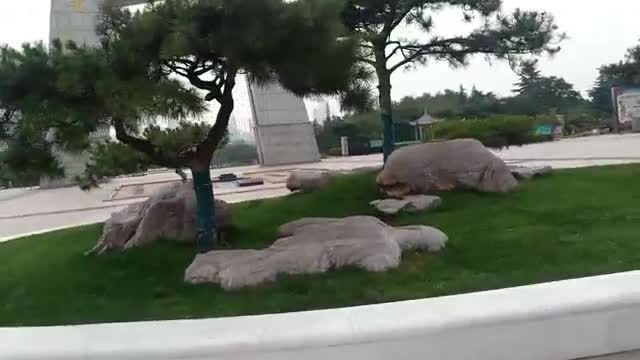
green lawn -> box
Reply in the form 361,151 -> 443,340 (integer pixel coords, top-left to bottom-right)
3,165 -> 640,327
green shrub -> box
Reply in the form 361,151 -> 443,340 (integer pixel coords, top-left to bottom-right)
430,115 -> 552,149
212,142 -> 259,167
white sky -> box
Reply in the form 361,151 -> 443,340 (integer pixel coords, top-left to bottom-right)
1,0 -> 639,102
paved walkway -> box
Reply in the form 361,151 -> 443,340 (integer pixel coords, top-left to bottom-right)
0,156 -> 382,241
3,133 -> 640,241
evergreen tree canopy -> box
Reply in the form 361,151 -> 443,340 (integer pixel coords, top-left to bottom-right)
1,0 -> 368,250
590,43 -> 640,116
510,60 -> 583,116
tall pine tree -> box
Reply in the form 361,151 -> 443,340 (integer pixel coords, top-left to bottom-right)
341,0 -> 564,160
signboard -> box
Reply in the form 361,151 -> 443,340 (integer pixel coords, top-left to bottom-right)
535,125 -> 553,136
369,139 -> 383,148
613,87 -> 640,131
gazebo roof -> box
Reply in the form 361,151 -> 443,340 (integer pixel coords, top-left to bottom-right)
412,111 -> 442,126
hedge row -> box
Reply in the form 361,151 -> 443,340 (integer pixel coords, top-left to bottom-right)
430,115 -> 553,149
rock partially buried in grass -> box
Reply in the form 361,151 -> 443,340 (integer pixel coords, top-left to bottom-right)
184,216 -> 447,290
88,182 -> 232,255
286,170 -> 335,192
371,195 -> 442,215
286,167 -> 382,193
377,139 -> 518,197
509,165 -> 553,180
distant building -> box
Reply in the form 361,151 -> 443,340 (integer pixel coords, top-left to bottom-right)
227,114 -> 255,144
313,101 -> 332,123
166,118 -> 180,130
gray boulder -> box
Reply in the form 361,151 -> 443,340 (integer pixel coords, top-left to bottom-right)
377,139 -> 518,197
185,216 -> 447,290
371,195 -> 442,215
88,182 -> 232,255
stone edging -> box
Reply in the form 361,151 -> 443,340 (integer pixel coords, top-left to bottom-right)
2,271 -> 640,359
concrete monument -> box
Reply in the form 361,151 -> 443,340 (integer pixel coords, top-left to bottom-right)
248,83 -> 320,165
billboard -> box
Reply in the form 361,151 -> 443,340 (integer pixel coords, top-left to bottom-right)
613,87 -> 640,131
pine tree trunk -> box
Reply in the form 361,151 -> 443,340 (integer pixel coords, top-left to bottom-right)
375,48 -> 395,163
191,154 -> 216,253
188,70 -> 237,253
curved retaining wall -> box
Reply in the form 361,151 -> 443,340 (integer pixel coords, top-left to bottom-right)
2,271 -> 640,360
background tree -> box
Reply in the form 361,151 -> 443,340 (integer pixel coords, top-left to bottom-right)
590,43 -> 640,117
508,59 -> 583,116
211,141 -> 258,168
513,59 -> 542,94
463,86 -> 500,117
3,0 -> 366,251
78,122 -> 224,189
341,0 -> 564,160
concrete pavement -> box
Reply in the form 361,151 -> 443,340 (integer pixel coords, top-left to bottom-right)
0,156 -> 381,241
3,134 -> 640,241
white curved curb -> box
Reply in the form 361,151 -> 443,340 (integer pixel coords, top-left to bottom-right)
2,271 -> 640,360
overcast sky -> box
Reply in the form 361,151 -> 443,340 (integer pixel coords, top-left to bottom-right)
1,0 -> 639,101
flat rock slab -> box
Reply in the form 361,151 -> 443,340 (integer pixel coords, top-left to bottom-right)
185,216 -> 447,290
286,170 -> 335,192
509,165 -> 553,180
236,178 -> 265,187
371,195 -> 442,215
286,166 -> 382,193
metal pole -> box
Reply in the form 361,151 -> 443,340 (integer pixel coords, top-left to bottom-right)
382,113 -> 394,163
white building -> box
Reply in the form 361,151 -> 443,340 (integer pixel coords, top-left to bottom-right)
313,101 -> 332,123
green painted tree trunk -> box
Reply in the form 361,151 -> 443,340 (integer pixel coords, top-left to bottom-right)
381,112 -> 394,163
377,68 -> 395,163
192,168 -> 216,253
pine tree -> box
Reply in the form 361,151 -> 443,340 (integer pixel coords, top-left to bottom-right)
341,0 -> 564,160
2,0 -> 366,252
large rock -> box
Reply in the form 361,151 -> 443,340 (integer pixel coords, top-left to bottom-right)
185,216 -> 447,290
88,182 -> 232,255
377,139 -> 518,197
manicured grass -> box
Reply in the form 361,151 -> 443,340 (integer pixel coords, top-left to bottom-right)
3,165 -> 640,326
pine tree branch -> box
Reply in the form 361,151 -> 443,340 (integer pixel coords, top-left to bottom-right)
197,67 -> 238,158
0,108 -> 16,139
386,41 -> 405,60
356,56 -> 377,66
387,32 -> 551,74
113,118 -> 185,168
